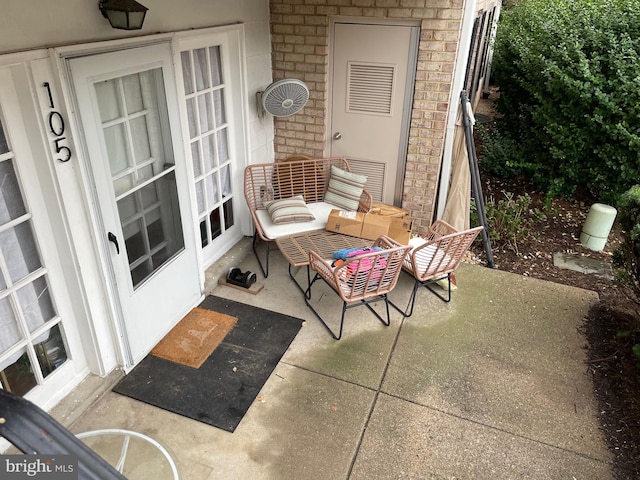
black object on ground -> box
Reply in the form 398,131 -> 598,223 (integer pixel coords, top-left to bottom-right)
227,267 -> 257,288
113,296 -> 302,432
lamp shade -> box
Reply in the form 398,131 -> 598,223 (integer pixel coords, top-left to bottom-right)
100,0 -> 148,30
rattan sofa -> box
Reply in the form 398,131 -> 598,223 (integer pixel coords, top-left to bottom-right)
244,157 -> 372,277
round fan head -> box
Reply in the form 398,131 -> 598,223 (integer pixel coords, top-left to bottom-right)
261,79 -> 309,117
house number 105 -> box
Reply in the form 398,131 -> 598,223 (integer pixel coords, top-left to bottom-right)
43,82 -> 72,163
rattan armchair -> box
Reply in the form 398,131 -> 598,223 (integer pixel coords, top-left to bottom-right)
395,220 -> 483,317
305,235 -> 411,340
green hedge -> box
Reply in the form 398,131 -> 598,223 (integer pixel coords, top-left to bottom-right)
614,185 -> 640,303
483,0 -> 640,203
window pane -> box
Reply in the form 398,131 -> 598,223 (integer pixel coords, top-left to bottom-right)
130,117 -> 151,163
186,98 -> 197,139
131,262 -> 151,288
95,80 -> 122,123
199,220 -> 208,247
191,142 -> 202,177
194,48 -> 210,91
123,74 -> 144,114
0,222 -> 42,284
217,128 -> 229,163
17,275 -> 56,333
137,165 -> 154,185
209,46 -> 223,86
195,181 -> 205,214
213,89 -> 226,126
0,159 -> 27,223
223,199 -> 234,230
202,134 -> 216,171
221,164 -> 232,197
181,51 -> 194,95
197,93 -> 213,133
104,123 -> 130,176
117,194 -> 138,224
205,173 -> 219,209
0,119 -> 9,154
124,218 -> 146,264
0,296 -> 21,357
113,174 -> 134,197
35,323 -> 67,378
1,349 -> 37,396
210,207 -> 221,240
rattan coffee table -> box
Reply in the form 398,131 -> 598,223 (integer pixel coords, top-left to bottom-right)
275,229 -> 373,296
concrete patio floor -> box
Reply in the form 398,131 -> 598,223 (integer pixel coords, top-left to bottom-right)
51,238 -> 613,479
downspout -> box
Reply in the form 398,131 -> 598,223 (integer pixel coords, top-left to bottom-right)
436,0 -> 478,220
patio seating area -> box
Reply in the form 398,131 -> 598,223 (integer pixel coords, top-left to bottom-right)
47,238 -> 613,479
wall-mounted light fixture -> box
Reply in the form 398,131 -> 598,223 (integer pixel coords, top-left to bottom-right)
99,0 -> 148,30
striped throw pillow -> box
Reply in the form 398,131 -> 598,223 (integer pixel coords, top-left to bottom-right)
324,166 -> 367,211
264,195 -> 315,224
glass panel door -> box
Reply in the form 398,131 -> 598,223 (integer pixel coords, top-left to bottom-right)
69,43 -> 202,367
180,46 -> 235,249
0,113 -> 68,396
96,69 -> 185,289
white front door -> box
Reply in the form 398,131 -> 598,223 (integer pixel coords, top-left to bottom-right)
330,22 -> 419,205
69,44 -> 201,366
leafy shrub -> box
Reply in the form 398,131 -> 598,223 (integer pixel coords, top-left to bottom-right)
485,0 -> 640,203
612,185 -> 640,363
613,185 -> 640,305
472,191 -> 545,254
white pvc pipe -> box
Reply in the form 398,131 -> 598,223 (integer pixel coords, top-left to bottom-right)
436,0 -> 479,220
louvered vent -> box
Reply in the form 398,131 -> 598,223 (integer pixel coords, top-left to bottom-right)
347,62 -> 395,116
346,158 -> 386,202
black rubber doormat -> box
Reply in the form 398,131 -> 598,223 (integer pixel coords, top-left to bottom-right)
113,296 -> 303,432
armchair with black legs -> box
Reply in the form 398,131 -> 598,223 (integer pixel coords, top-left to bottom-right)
393,220 -> 483,318
304,235 -> 411,340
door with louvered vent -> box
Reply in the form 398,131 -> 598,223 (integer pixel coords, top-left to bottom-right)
330,22 -> 418,205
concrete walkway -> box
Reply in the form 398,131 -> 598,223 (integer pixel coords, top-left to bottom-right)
57,241 -> 612,479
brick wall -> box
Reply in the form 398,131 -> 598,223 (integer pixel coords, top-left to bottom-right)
269,0 -> 465,232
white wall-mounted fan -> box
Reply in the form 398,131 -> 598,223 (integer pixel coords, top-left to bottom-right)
257,78 -> 309,118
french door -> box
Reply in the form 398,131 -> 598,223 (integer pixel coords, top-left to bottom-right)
176,28 -> 246,267
0,66 -> 85,403
69,43 -> 201,366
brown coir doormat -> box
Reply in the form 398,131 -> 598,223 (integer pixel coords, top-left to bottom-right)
150,307 -> 237,368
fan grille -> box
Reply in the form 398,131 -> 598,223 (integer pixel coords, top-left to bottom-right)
262,79 -> 309,117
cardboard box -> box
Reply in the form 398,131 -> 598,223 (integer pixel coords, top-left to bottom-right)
325,210 -> 366,238
326,209 -> 411,244
361,213 -> 411,244
369,201 -> 409,218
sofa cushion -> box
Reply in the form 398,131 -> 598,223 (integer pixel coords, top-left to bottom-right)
256,202 -> 338,240
324,166 -> 367,211
264,195 -> 315,224
404,237 -> 452,274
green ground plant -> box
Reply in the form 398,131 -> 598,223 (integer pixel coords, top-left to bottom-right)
612,185 -> 640,361
483,0 -> 640,204
472,191 -> 545,254
613,185 -> 640,302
